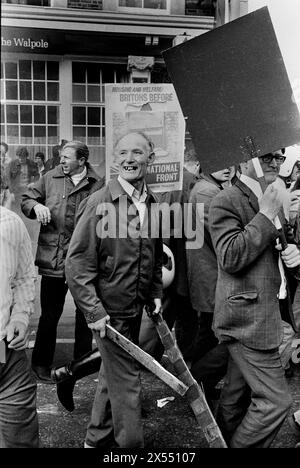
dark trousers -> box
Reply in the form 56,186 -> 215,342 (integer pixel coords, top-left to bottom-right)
0,349 -> 39,448
32,276 -> 92,367
190,312 -> 229,396
217,342 -> 292,448
86,313 -> 143,448
139,291 -> 198,362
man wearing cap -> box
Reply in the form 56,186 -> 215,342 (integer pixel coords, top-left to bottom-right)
209,150 -> 300,448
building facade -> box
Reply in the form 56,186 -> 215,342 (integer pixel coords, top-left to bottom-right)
1,0 -> 247,176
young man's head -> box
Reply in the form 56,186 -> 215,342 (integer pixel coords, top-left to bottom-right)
240,150 -> 286,185
16,146 -> 29,164
60,141 -> 89,176
211,167 -> 234,183
35,152 -> 45,168
113,131 -> 155,190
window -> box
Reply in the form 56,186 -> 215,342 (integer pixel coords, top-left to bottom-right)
72,62 -> 129,175
118,0 -> 170,15
1,60 -> 60,159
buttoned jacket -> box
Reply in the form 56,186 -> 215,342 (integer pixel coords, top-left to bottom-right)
65,178 -> 163,323
209,178 -> 297,350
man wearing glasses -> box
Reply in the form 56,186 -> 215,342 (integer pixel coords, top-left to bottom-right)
208,150 -> 300,448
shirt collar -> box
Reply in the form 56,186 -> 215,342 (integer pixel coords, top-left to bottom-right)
71,166 -> 87,185
117,175 -> 147,202
239,174 -> 263,199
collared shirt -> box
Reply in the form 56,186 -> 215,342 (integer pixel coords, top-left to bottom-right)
117,175 -> 148,225
0,206 -> 36,340
240,174 -> 287,299
71,166 -> 87,186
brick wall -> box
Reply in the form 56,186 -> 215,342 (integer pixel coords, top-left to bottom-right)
68,0 -> 103,9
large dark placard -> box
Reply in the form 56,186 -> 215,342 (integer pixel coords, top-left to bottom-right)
163,7 -> 300,173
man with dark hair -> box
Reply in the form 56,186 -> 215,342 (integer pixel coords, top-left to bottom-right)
44,144 -> 62,173
0,170 -> 39,448
7,147 -> 38,208
187,168 -> 233,406
34,152 -> 46,179
21,141 -> 104,382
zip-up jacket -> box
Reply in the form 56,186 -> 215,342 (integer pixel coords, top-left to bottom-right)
21,164 -> 104,277
65,178 -> 163,323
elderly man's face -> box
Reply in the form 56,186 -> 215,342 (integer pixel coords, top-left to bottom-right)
242,151 -> 285,185
114,133 -> 154,186
258,151 -> 285,184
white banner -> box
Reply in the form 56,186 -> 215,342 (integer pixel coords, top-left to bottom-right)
105,83 -> 185,193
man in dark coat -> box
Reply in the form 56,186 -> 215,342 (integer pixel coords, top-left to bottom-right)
7,146 -> 39,210
44,143 -> 64,173
65,131 -> 163,448
21,141 -> 104,382
187,169 -> 232,403
209,150 -> 300,447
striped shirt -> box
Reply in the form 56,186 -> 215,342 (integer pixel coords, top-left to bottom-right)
0,206 -> 36,340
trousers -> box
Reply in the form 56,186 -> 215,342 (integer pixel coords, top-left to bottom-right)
86,313 -> 143,449
217,341 -> 293,448
32,275 -> 92,367
0,348 -> 39,448
190,312 -> 229,396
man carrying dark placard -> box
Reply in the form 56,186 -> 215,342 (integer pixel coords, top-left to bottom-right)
209,150 -> 300,448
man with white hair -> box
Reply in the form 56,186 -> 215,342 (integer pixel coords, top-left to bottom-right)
209,149 -> 300,448
65,131 -> 163,448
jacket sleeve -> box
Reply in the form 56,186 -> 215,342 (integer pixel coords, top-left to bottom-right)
10,221 -> 37,327
149,236 -> 163,299
209,191 -> 280,274
65,195 -> 107,323
21,176 -> 46,219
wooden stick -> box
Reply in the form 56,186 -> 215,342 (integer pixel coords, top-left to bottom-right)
151,313 -> 227,448
92,327 -> 188,397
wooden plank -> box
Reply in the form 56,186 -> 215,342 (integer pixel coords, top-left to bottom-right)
92,326 -> 188,397
151,313 -> 227,448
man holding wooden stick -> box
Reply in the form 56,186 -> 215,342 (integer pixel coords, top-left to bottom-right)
65,131 -> 163,449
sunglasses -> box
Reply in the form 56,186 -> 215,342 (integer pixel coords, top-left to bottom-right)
259,154 -> 286,165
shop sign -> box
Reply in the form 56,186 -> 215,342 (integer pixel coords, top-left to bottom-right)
1,27 -> 65,54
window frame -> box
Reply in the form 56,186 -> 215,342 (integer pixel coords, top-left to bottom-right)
118,0 -> 171,15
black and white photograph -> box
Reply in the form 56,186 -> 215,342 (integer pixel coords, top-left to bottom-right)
1,0 -> 300,454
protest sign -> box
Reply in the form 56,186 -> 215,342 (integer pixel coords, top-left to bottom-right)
105,83 -> 185,192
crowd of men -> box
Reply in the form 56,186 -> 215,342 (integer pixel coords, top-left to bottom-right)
1,136 -> 300,449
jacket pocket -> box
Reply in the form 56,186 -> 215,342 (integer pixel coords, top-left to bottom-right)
36,233 -> 59,271
227,291 -> 258,303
